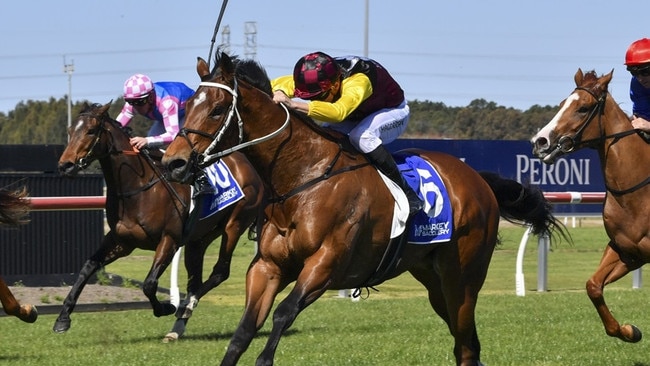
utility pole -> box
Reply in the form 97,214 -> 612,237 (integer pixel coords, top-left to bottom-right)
63,56 -> 74,140
244,21 -> 257,60
364,0 -> 369,57
221,25 -> 231,55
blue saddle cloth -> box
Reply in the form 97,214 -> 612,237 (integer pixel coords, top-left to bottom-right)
395,153 -> 453,244
197,160 -> 245,219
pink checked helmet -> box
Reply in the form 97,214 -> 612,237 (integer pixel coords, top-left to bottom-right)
123,74 -> 154,99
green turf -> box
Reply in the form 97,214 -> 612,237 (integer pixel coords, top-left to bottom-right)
2,223 -> 649,365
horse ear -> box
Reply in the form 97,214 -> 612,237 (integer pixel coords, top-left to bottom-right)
218,51 -> 235,77
599,69 -> 614,89
197,57 -> 210,79
98,102 -> 111,116
574,68 -> 584,86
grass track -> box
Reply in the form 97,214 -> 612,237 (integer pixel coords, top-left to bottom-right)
2,222 -> 650,365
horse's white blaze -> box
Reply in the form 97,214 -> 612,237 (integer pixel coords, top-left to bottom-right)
193,91 -> 207,107
531,92 -> 579,145
74,119 -> 84,132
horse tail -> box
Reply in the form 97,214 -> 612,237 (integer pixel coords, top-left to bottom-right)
479,171 -> 568,239
0,186 -> 31,226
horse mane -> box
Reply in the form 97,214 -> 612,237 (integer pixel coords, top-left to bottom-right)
207,50 -> 355,149
581,70 -> 599,87
209,51 -> 273,97
80,102 -> 134,138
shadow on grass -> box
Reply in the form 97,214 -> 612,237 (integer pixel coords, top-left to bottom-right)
131,328 -> 300,344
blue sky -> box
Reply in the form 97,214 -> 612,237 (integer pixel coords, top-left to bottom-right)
0,0 -> 643,115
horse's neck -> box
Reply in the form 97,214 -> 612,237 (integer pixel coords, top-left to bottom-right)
599,98 -> 650,194
101,129 -> 155,194
241,94 -> 343,194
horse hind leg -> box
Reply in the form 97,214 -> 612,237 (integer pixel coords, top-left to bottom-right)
586,244 -> 642,343
0,277 -> 38,323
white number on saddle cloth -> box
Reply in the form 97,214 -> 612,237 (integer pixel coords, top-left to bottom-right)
416,167 -> 444,218
199,161 -> 245,218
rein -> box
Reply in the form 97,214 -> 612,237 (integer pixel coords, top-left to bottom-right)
554,88 -> 649,196
268,146 -> 371,203
180,78 -> 372,202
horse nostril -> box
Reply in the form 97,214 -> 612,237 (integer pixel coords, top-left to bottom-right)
535,137 -> 548,149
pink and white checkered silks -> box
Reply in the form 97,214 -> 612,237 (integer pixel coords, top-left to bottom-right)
123,74 -> 154,99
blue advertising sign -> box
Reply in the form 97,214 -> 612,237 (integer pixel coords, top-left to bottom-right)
387,139 -> 604,214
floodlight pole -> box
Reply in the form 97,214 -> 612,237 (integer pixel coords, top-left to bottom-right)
63,56 -> 74,141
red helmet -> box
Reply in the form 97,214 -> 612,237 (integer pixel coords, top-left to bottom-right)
293,52 -> 341,99
625,38 -> 650,66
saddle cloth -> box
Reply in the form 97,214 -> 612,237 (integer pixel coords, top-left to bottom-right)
382,153 -> 453,244
195,160 -> 245,219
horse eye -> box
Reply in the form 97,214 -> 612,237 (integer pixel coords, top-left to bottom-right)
577,106 -> 590,114
209,106 -> 226,118
86,128 -> 98,135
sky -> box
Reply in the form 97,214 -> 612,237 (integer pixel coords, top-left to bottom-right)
0,0 -> 645,116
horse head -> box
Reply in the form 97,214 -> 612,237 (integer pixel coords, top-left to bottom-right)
163,50 -> 277,183
531,68 -> 615,163
58,101 -> 125,176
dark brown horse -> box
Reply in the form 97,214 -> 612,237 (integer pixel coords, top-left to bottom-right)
0,186 -> 38,323
56,102 -> 263,339
162,52 -> 564,366
532,69 -> 649,343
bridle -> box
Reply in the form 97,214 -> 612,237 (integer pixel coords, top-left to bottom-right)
177,78 -> 291,169
546,87 -> 637,159
549,87 -> 648,195
74,111 -> 187,204
75,112 -> 116,170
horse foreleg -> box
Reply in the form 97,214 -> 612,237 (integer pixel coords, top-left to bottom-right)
221,258 -> 283,366
0,277 -> 37,323
586,244 -> 642,343
164,236 -> 210,342
145,237 -> 178,318
255,253 -> 335,366
54,236 -> 131,333
53,258 -> 102,333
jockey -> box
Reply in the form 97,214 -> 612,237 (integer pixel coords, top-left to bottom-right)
115,74 -> 212,232
625,38 -> 650,132
115,74 -> 195,150
271,51 -> 423,214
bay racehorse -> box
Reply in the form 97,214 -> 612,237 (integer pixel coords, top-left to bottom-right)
162,52 -> 565,366
0,186 -> 38,323
56,102 -> 263,339
532,69 -> 649,343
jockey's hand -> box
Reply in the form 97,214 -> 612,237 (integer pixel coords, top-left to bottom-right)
272,90 -> 292,107
129,137 -> 148,150
631,116 -> 650,132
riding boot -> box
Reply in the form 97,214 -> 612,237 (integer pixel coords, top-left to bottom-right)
365,145 -> 423,215
183,170 -> 214,239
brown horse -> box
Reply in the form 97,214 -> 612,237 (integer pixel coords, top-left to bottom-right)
0,186 -> 38,323
532,68 -> 650,343
162,52 -> 564,366
56,102 -> 263,339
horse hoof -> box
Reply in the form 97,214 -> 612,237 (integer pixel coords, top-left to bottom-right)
162,332 -> 179,343
622,324 -> 642,343
53,319 -> 71,333
22,305 -> 38,323
154,303 -> 177,317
